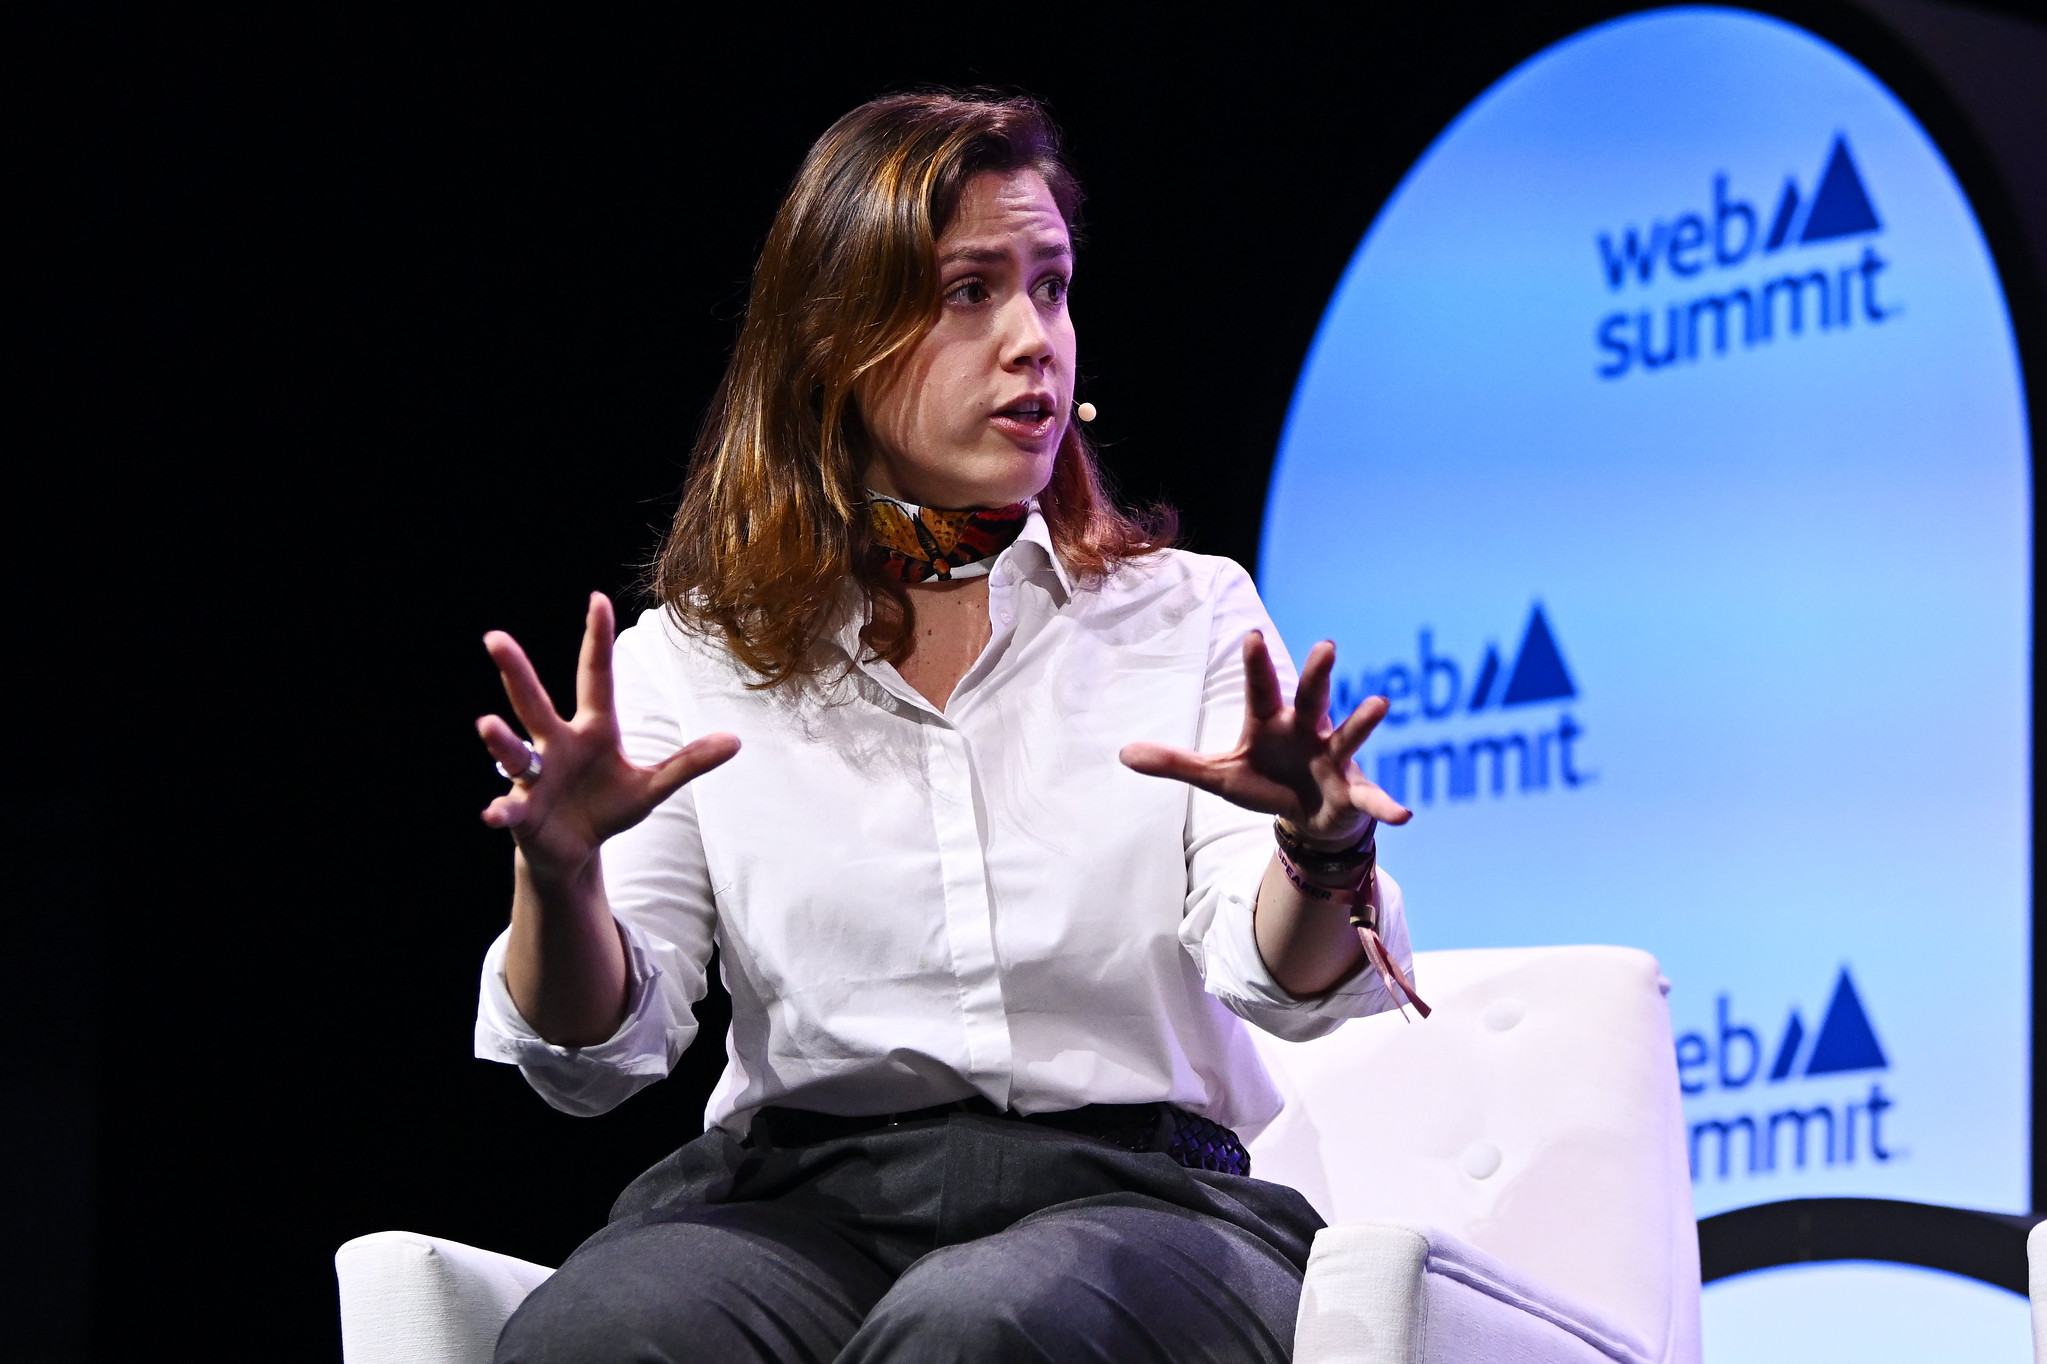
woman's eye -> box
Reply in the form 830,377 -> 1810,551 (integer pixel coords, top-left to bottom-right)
947,279 -> 988,305
1037,276 -> 1068,305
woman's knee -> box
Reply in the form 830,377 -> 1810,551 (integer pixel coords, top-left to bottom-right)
494,1208 -> 889,1364
837,1237 -> 1061,1362
843,1201 -> 1300,1363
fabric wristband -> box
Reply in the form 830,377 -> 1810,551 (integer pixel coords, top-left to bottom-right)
1272,816 -> 1378,879
1272,840 -> 1431,1019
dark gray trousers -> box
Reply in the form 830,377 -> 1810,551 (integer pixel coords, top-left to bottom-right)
495,1110 -> 1324,1363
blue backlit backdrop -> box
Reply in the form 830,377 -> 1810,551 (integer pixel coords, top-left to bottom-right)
1256,6 -> 2031,1355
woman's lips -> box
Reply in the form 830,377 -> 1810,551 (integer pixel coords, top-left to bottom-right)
990,408 -> 1058,442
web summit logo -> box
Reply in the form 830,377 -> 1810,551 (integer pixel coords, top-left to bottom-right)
1681,968 -> 1897,1184
1335,604 -> 1591,806
1595,135 -> 1892,380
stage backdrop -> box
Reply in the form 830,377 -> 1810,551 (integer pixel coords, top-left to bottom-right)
1256,6 -> 2031,1359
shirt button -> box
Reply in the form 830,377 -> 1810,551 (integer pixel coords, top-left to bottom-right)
999,610 -> 1015,626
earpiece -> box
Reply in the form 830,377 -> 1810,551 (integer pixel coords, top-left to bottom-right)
1075,402 -> 1097,423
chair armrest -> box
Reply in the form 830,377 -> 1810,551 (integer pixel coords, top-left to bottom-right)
2028,1220 -> 2047,1363
336,1230 -> 555,1364
1295,1222 -> 1663,1364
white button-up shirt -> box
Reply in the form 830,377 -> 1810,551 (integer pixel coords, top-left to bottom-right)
475,513 -> 1412,1138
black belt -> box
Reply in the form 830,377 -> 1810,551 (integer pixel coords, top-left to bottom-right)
748,1097 -> 1251,1176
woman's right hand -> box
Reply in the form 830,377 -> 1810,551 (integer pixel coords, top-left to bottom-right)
477,592 -> 740,879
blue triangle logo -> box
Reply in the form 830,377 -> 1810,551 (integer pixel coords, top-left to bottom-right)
1467,645 -> 1502,711
1799,136 -> 1881,244
1803,968 -> 1888,1076
1500,605 -> 1576,706
1764,177 -> 1802,253
1768,1010 -> 1806,1082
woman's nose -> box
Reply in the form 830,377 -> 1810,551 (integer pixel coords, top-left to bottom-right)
1001,296 -> 1056,371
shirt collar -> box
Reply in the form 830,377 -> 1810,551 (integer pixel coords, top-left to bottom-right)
1006,504 -> 1074,599
826,502 -> 1073,665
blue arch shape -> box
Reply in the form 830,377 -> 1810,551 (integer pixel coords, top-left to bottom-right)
1256,6 -> 2030,1231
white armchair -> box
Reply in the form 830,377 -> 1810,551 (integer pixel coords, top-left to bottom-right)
336,1231 -> 553,1364
1255,945 -> 1700,1364
2030,1219 -> 2047,1362
337,945 -> 1698,1364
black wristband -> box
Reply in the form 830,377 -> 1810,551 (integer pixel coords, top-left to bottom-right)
1273,816 -> 1377,880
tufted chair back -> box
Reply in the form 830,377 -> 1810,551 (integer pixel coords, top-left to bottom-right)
1248,945 -> 1701,1364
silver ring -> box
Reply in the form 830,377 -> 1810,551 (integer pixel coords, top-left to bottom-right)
494,741 -> 543,784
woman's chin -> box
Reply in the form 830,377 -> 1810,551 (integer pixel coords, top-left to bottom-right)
913,450 -> 1055,510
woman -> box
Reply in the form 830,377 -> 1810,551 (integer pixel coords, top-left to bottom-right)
473,91 -> 1415,1364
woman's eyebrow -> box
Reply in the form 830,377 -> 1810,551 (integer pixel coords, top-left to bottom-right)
939,240 -> 1073,266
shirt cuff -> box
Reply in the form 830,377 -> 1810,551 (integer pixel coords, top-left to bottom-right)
472,917 -> 685,1116
1190,856 -> 1415,1042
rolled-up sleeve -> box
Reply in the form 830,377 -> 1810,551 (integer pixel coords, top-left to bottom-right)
1177,560 -> 1417,1041
472,614 -> 720,1115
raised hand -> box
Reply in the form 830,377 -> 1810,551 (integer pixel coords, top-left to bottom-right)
477,592 -> 740,875
1119,632 -> 1409,848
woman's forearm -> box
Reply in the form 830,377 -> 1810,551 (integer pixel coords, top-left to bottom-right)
504,849 -> 632,1047
1252,853 -> 1368,997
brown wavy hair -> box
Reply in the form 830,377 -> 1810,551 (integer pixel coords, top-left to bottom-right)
652,90 -> 1175,688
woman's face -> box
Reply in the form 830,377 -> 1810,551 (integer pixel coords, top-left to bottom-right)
858,167 -> 1076,510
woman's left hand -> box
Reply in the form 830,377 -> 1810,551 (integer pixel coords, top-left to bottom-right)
1120,632 -> 1411,847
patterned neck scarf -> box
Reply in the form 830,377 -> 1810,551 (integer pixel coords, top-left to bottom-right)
865,494 -> 1031,584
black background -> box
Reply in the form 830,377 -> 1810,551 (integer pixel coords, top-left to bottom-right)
12,1 -> 2045,1359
